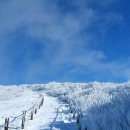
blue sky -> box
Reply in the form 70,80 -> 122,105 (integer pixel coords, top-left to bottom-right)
0,0 -> 130,85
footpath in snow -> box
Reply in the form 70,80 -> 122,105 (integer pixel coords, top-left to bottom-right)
26,93 -> 77,130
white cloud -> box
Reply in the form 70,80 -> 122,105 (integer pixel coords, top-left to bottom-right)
0,0 -> 128,83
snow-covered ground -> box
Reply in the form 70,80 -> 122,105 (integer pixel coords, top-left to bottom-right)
0,85 -> 41,129
26,93 -> 76,130
1,82 -> 130,130
0,84 -> 77,130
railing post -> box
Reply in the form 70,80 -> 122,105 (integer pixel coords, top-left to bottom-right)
24,111 -> 26,116
39,103 -> 41,109
73,113 -> 75,118
7,118 -> 9,130
41,98 -> 44,106
35,108 -> 37,114
4,118 -> 7,130
31,111 -> 33,120
4,118 -> 9,130
21,111 -> 26,129
77,114 -> 80,124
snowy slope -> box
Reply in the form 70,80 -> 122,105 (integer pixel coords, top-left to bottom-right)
26,93 -> 76,130
0,84 -> 77,130
1,82 -> 130,130
0,85 -> 41,129
33,82 -> 130,130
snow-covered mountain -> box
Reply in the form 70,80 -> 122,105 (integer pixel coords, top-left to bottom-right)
0,82 -> 130,130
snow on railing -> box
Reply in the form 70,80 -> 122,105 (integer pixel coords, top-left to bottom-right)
59,94 -> 87,130
0,97 -> 44,130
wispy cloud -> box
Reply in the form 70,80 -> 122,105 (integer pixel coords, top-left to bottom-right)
0,0 -> 128,84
